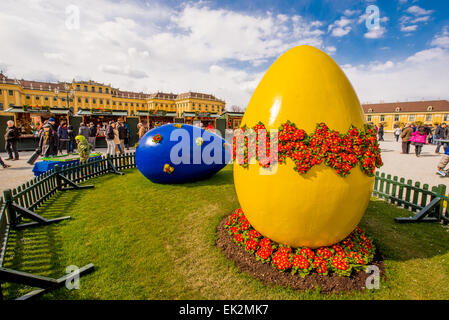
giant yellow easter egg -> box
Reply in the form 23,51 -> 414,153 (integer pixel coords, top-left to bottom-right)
234,45 -> 375,248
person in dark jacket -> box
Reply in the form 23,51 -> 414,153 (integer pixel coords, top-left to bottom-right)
57,121 -> 69,154
378,124 -> 384,141
88,122 -> 97,151
435,123 -> 448,153
48,118 -> 58,156
67,124 -> 75,153
78,123 -> 90,140
117,122 -> 127,154
5,120 -> 20,160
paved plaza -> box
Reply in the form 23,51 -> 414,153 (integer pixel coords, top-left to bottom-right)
1,133 -> 448,193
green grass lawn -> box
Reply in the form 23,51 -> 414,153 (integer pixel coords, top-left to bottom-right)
2,165 -> 449,300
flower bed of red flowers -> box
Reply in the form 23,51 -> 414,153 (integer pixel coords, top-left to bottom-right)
232,121 -> 382,177
224,208 -> 376,277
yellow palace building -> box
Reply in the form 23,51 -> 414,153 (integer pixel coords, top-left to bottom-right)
362,100 -> 449,132
0,72 -> 226,150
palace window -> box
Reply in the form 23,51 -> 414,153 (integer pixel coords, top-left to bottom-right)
76,85 -> 80,91
99,87 -> 103,93
426,114 -> 432,122
131,103 -> 134,107
45,96 -> 48,100
62,98 -> 66,101
26,95 -> 30,99
427,106 -> 433,111
8,90 -> 13,96
0,89 -> 2,94
409,114 -> 415,121
92,87 -> 95,92
93,98 -> 96,104
119,102 -> 122,106
444,114 -> 449,121
106,88 -> 109,94
53,97 -> 57,101
35,95 -> 39,99
85,98 -> 89,103
107,100 -> 110,105
113,101 -> 116,105
367,108 -> 373,113
394,115 -> 399,121
395,107 -> 401,112
367,115 -> 372,122
84,86 -> 88,92
78,98 -> 81,103
100,99 -> 103,104
125,103 -> 128,106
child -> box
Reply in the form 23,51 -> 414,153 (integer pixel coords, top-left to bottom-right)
75,135 -> 92,164
436,145 -> 449,176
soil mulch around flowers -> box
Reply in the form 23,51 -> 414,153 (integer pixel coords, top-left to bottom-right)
216,216 -> 385,294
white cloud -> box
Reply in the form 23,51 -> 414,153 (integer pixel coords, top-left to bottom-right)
343,28 -> 449,103
431,27 -> 449,49
401,25 -> 418,32
328,17 -> 352,37
364,26 -> 387,39
0,0 -> 331,108
406,5 -> 434,16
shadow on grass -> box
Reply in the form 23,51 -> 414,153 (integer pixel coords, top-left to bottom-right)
361,197 -> 449,262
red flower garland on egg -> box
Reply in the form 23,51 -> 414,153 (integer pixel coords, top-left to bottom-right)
224,208 -> 376,277
232,121 -> 382,177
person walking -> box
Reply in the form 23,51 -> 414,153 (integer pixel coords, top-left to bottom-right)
105,121 -> 116,156
124,122 -> 130,150
0,156 -> 11,168
47,118 -> 59,156
78,122 -> 90,140
4,120 -> 20,160
377,124 -> 384,141
410,126 -> 427,157
57,121 -> 69,154
435,123 -> 448,153
88,122 -> 97,151
117,122 -> 127,154
67,124 -> 75,153
38,123 -> 55,157
113,122 -> 121,154
400,123 -> 414,154
394,126 -> 402,142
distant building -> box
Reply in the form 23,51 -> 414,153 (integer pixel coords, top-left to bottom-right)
362,100 -> 449,131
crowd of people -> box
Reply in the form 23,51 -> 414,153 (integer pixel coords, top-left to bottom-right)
1,119 -> 132,169
374,122 -> 449,177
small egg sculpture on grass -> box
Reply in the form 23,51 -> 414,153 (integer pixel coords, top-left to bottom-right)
222,45 -> 383,280
136,124 -> 230,184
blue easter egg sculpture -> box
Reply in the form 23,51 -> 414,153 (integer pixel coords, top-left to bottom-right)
136,124 -> 231,184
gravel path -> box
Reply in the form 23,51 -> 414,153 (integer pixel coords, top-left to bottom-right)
1,133 -> 448,194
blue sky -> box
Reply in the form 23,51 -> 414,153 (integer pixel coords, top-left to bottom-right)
0,0 -> 448,107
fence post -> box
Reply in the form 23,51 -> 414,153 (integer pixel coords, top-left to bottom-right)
54,165 -> 62,191
3,189 -> 16,228
437,184 -> 447,221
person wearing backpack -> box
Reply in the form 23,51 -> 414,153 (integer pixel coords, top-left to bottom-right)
105,121 -> 116,155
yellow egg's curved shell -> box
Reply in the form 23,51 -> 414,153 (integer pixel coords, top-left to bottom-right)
234,45 -> 374,248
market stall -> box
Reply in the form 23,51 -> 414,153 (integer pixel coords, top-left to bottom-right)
5,106 -> 71,151
136,110 -> 177,129
182,112 -> 220,128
